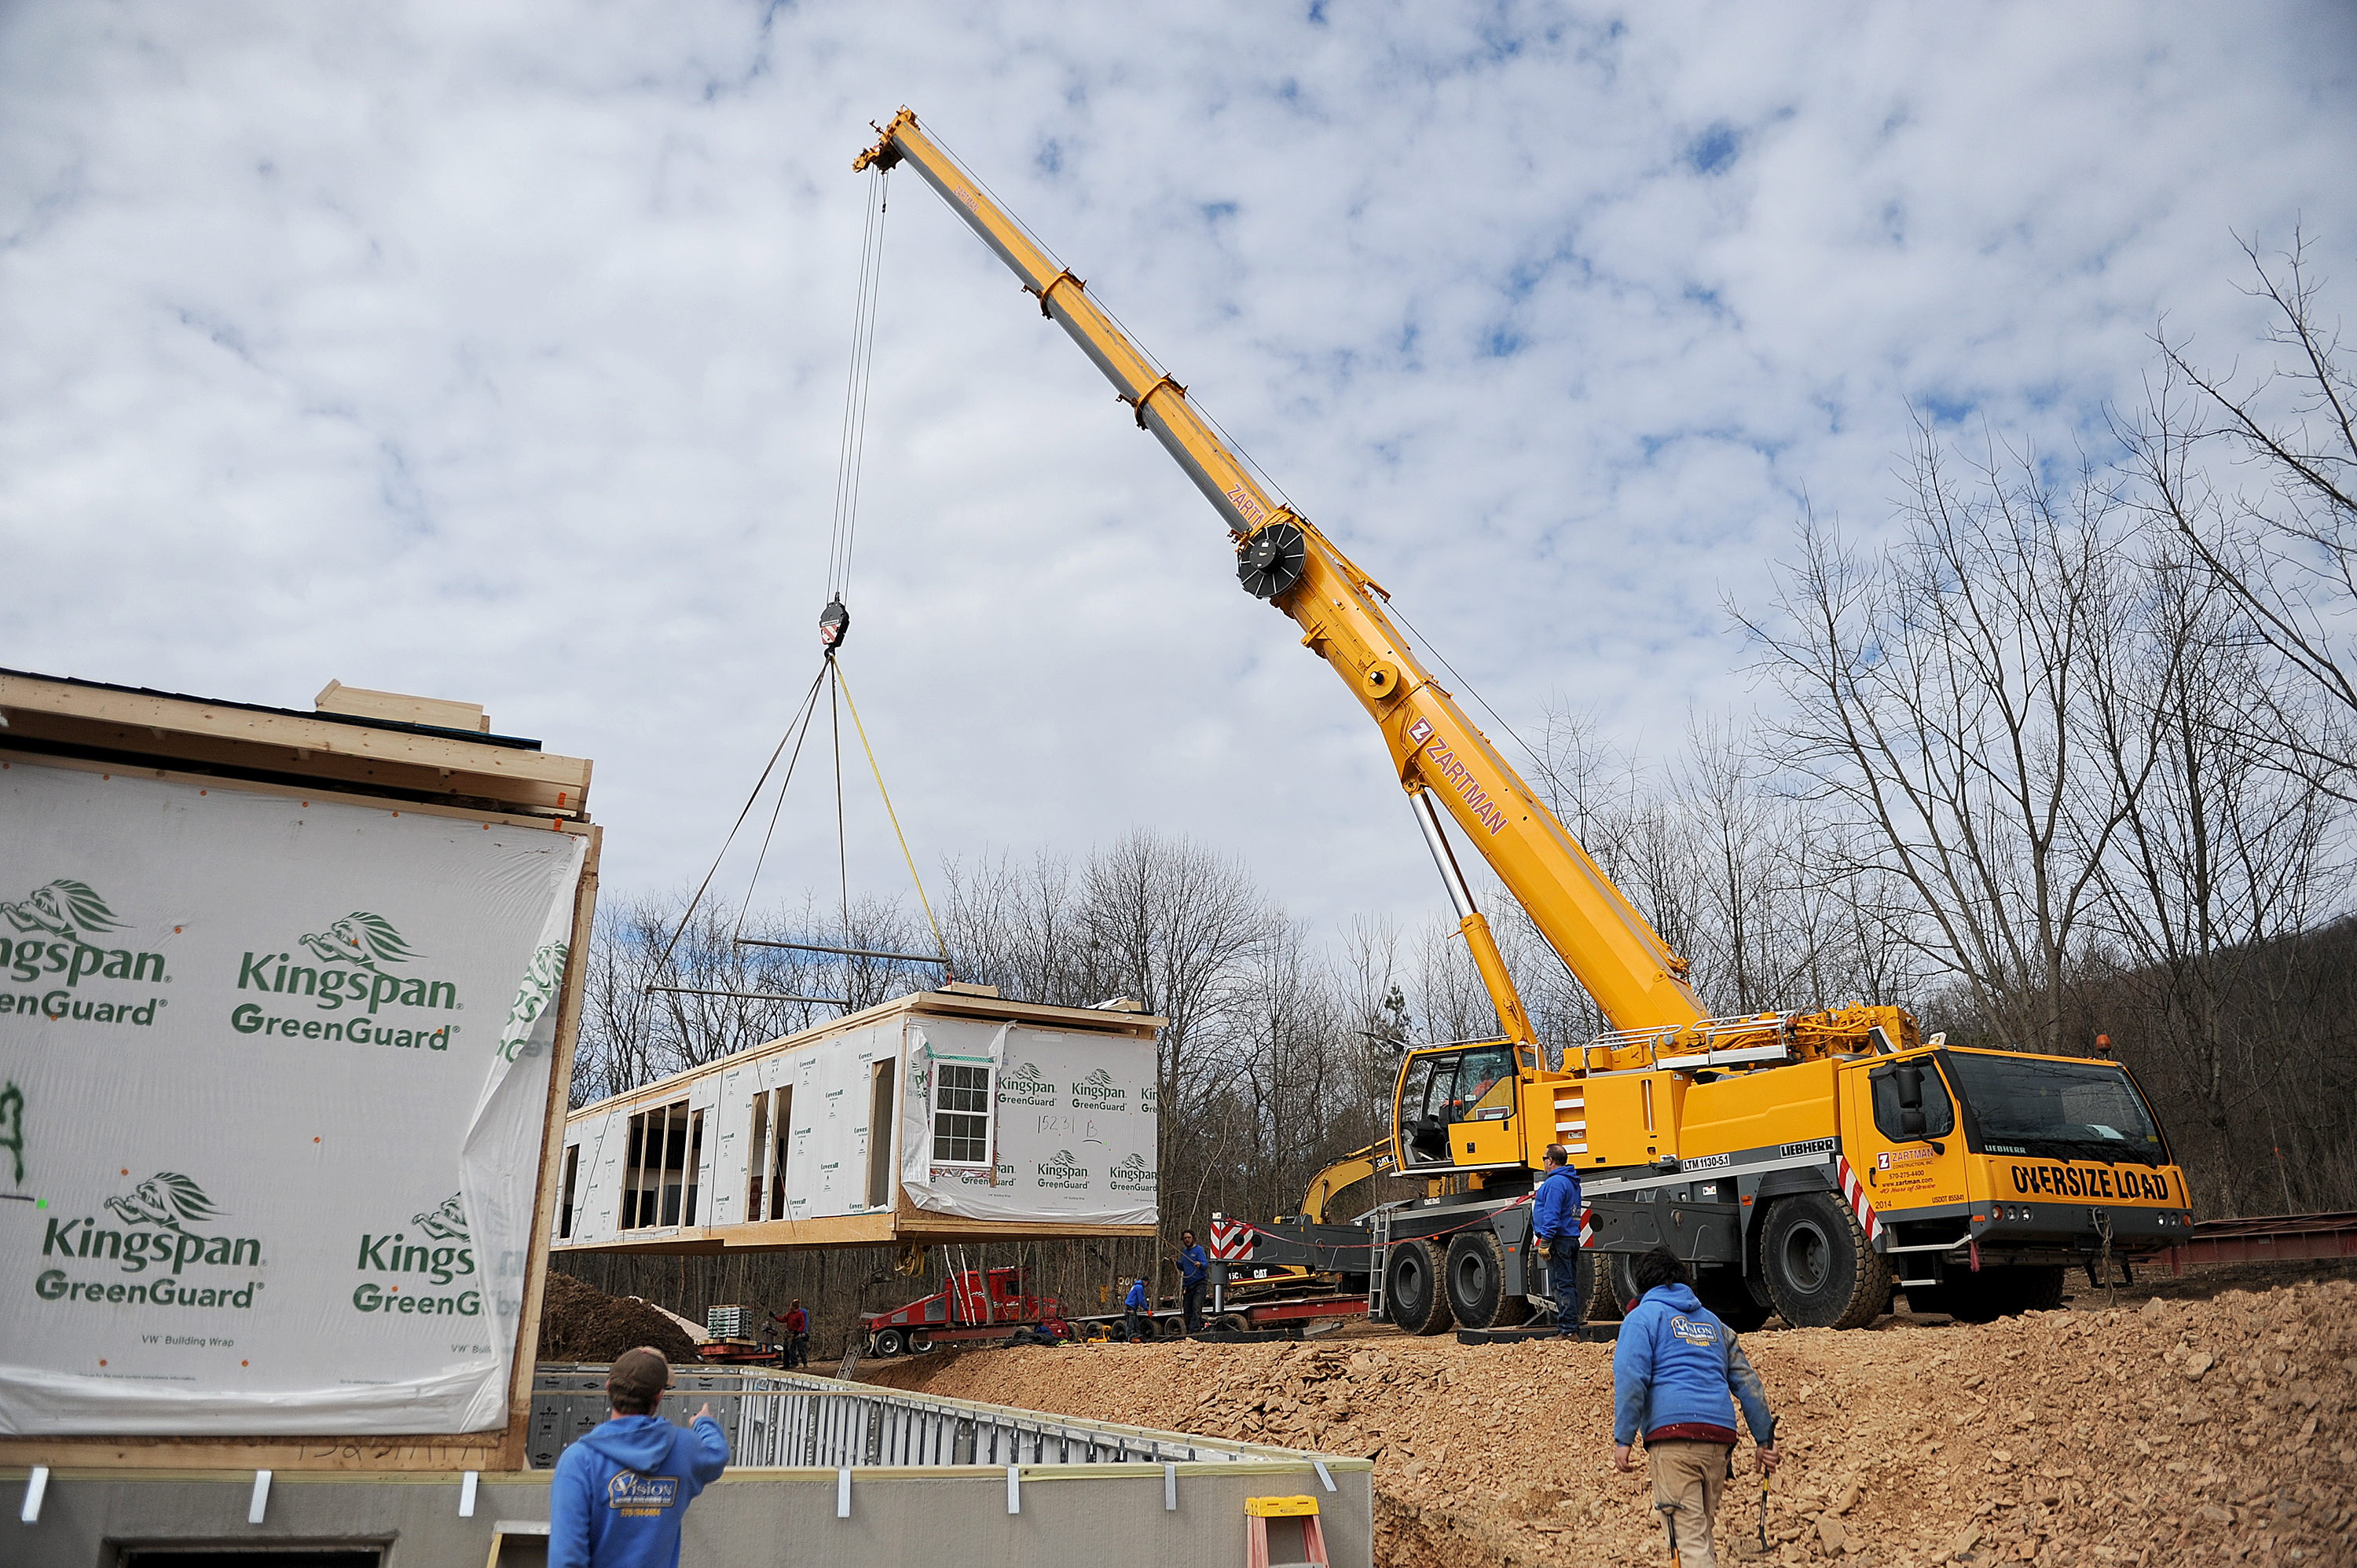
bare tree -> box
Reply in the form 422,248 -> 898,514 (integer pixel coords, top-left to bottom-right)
2140,230 -> 2357,793
1743,423 -> 2136,1051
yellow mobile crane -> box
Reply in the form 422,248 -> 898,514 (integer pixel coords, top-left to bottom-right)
853,108 -> 2197,1333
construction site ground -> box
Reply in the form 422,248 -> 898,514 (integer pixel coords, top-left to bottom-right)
860,1262 -> 2357,1568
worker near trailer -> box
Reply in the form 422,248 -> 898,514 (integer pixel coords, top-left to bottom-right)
1177,1229 -> 1210,1332
771,1299 -> 809,1368
1611,1248 -> 1780,1568
1124,1275 -> 1149,1342
550,1346 -> 730,1568
1530,1141 -> 1585,1338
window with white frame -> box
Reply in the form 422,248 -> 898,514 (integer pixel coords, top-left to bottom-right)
932,1063 -> 992,1164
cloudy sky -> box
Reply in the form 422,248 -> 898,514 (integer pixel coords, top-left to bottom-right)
5,3 -> 2354,946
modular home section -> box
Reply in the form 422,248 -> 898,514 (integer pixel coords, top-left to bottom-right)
554,990 -> 1162,1253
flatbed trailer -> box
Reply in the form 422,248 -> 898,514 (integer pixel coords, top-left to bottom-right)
2165,1211 -> 2357,1274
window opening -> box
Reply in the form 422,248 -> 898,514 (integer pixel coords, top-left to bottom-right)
558,1144 -> 579,1240
867,1060 -> 896,1207
746,1086 -> 793,1222
933,1062 -> 992,1165
622,1099 -> 693,1229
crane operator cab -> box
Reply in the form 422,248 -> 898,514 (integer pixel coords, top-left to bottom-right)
1395,1042 -> 1524,1171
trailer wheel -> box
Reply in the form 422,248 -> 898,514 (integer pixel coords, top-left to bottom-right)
1215,1313 -> 1252,1335
1444,1232 -> 1520,1328
873,1328 -> 907,1357
907,1332 -> 932,1354
1384,1238 -> 1457,1335
1760,1193 -> 1890,1329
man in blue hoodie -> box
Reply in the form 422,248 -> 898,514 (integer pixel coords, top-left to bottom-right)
1177,1230 -> 1210,1332
1530,1142 -> 1585,1337
1123,1276 -> 1149,1342
551,1346 -> 731,1568
1611,1249 -> 1778,1568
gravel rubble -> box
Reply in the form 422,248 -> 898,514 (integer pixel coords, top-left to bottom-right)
867,1280 -> 2357,1566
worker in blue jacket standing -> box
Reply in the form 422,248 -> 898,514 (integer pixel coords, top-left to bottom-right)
1123,1276 -> 1149,1342
1176,1229 -> 1210,1332
1611,1248 -> 1778,1568
1530,1141 -> 1585,1337
551,1347 -> 730,1568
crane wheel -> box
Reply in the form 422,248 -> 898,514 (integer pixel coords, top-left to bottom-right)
1443,1232 -> 1524,1329
1383,1238 -> 1457,1336
873,1328 -> 907,1357
1759,1192 -> 1891,1329
1579,1249 -> 1625,1323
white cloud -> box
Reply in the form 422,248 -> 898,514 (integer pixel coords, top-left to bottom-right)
3,1 -> 2352,945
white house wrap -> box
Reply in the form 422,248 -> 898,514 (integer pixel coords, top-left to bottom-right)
554,991 -> 1161,1255
0,756 -> 588,1436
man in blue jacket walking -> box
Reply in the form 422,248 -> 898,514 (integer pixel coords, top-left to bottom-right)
1530,1142 -> 1585,1337
552,1346 -> 731,1568
1124,1276 -> 1149,1342
1611,1248 -> 1778,1568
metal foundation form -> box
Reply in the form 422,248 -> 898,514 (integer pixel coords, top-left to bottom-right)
9,1367 -> 1374,1568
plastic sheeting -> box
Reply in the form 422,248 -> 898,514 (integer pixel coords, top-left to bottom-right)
899,1018 -> 1157,1226
0,760 -> 585,1434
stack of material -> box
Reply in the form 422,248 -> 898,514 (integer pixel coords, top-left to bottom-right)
869,1280 -> 2357,1568
706,1304 -> 753,1340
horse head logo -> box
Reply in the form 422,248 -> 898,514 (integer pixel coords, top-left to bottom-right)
296,912 -> 416,970
411,1192 -> 468,1241
103,1172 -> 222,1233
2,881 -> 127,944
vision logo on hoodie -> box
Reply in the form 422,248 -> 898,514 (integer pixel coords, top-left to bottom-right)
608,1472 -> 679,1517
1669,1313 -> 1720,1348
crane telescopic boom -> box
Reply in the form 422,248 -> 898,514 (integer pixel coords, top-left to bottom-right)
856,107 -> 1707,1047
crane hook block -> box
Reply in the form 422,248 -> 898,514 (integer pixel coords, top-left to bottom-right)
819,596 -> 852,651
1237,523 -> 1307,600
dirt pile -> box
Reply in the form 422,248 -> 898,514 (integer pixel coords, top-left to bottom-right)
538,1269 -> 702,1365
869,1280 -> 2357,1567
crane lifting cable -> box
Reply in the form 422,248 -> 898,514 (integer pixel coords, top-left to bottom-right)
647,164 -> 953,1010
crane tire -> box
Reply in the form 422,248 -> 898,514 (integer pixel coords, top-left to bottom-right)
1444,1232 -> 1520,1329
1581,1250 -> 1625,1323
1760,1192 -> 1891,1330
1384,1239 -> 1457,1336
873,1328 -> 906,1357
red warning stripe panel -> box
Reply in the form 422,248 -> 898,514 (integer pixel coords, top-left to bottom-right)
1836,1156 -> 1882,1244
1208,1218 -> 1253,1261
1578,1206 -> 1595,1249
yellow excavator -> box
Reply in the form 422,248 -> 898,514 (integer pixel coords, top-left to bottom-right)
854,108 -> 2197,1333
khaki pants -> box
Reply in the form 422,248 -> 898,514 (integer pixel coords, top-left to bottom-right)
1647,1440 -> 1731,1568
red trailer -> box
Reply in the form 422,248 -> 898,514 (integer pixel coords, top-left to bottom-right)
862,1264 -> 1073,1357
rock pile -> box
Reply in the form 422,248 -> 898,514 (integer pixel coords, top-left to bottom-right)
868,1280 -> 2357,1566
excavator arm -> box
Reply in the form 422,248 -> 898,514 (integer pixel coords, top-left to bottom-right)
856,108 -> 1707,1045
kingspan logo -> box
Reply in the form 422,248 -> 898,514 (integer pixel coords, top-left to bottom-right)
1035,1149 -> 1091,1191
353,1192 -> 481,1320
232,910 -> 460,1050
496,941 -> 568,1064
37,1171 -> 266,1310
1109,1152 -> 1156,1193
1069,1068 -> 1127,1109
997,1061 -> 1057,1107
0,881 -> 170,1027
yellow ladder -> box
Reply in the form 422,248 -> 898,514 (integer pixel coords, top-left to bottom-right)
1246,1495 -> 1329,1568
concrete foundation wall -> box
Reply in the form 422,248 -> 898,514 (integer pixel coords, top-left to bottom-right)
7,1461 -> 1372,1568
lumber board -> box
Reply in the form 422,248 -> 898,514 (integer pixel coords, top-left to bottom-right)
0,672 -> 591,814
